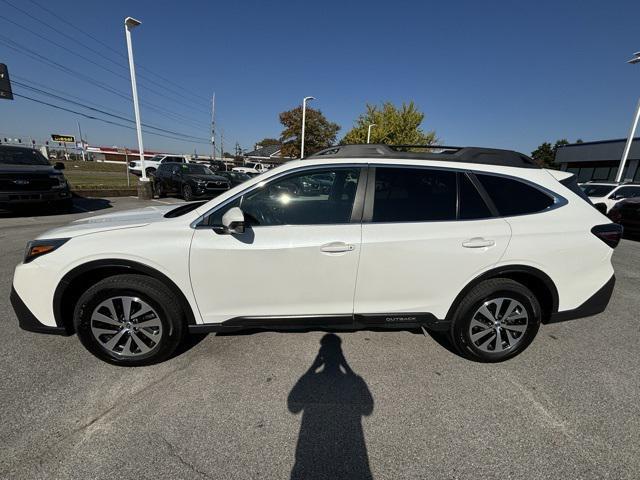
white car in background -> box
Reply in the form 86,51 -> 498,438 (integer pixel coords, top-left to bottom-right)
580,182 -> 640,213
12,144 -> 620,366
128,154 -> 189,177
233,162 -> 270,175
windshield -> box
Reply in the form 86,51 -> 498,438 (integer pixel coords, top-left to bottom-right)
0,147 -> 50,166
182,164 -> 213,175
581,184 -> 616,197
149,155 -> 165,162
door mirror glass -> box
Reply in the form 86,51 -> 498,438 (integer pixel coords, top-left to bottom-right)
221,206 -> 245,234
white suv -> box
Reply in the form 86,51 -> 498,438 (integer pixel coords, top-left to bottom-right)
11,144 -> 621,366
128,154 -> 188,177
580,182 -> 640,213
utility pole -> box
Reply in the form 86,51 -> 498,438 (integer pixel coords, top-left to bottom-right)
211,92 -> 216,160
616,51 -> 640,182
77,120 -> 86,161
220,130 -> 224,160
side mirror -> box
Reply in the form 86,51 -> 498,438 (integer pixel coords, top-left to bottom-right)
54,162 -> 65,170
221,207 -> 245,234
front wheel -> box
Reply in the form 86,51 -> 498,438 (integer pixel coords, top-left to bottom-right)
449,278 -> 541,362
73,274 -> 186,366
182,184 -> 194,201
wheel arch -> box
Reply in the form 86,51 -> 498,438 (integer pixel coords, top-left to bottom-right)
445,265 -> 559,324
53,259 -> 197,333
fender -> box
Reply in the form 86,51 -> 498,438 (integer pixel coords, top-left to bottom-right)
53,259 -> 198,331
444,264 -> 559,322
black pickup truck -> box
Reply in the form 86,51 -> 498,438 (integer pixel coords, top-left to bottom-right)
0,145 -> 72,212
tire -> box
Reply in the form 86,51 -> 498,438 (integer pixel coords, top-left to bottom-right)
145,167 -> 156,178
449,278 -> 541,362
73,274 -> 186,366
182,184 -> 194,201
154,180 -> 165,198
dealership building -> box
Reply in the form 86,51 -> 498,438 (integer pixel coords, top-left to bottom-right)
554,138 -> 640,182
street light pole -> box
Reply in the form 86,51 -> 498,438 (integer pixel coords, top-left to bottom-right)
124,17 -> 147,184
616,52 -> 640,183
300,96 -> 315,159
367,124 -> 377,144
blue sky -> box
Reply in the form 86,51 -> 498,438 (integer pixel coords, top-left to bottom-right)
1,0 -> 639,155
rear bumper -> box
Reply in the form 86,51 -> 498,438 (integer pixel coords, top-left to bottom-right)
0,189 -> 71,205
10,285 -> 70,335
547,275 -> 615,324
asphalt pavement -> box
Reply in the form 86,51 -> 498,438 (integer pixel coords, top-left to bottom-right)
1,197 -> 639,479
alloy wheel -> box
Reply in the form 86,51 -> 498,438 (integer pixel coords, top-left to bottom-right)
468,297 -> 529,353
90,296 -> 163,357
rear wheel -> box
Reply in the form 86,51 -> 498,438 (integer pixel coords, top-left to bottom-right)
449,278 -> 540,362
153,180 -> 165,198
145,167 -> 156,178
73,274 -> 185,366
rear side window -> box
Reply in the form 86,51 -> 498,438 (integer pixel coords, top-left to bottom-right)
372,168 -> 457,222
459,174 -> 492,220
476,174 -> 554,216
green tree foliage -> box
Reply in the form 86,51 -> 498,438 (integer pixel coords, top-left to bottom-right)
279,106 -> 340,158
531,138 -> 570,167
341,101 -> 437,145
255,138 -> 280,147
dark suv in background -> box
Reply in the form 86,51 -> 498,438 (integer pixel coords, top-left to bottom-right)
0,145 -> 72,212
153,162 -> 231,201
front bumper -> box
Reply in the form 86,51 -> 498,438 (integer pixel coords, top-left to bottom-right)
547,275 -> 615,323
10,285 -> 70,335
0,188 -> 71,205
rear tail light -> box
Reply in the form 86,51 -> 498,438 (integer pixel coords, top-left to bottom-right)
591,223 -> 623,249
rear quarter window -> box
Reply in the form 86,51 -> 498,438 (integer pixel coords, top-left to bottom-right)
476,173 -> 554,216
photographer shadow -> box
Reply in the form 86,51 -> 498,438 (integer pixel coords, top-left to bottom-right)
288,333 -> 374,480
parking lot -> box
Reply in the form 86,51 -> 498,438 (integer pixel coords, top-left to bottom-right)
1,197 -> 639,479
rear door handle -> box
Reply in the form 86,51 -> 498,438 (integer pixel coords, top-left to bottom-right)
320,242 -> 355,253
462,237 -> 495,248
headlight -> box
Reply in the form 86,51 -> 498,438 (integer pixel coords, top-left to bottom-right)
50,175 -> 68,189
24,238 -> 70,263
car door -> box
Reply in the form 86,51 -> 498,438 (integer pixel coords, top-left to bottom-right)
189,165 -> 366,325
353,166 -> 511,323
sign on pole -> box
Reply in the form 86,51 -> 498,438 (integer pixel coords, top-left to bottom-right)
51,134 -> 75,143
0,64 -> 13,100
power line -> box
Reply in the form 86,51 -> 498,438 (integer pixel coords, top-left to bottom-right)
0,13 -> 211,115
12,81 -> 211,141
0,35 -> 207,129
12,92 -> 211,145
2,0 -> 211,109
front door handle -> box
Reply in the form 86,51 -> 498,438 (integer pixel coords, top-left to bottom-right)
320,242 -> 355,253
462,237 -> 495,248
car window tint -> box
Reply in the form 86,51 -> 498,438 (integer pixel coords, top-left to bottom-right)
239,168 -> 360,226
459,174 -> 492,220
372,167 -> 456,222
476,173 -> 554,216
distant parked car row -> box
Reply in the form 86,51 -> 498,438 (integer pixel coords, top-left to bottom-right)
153,162 -> 252,201
129,155 -> 273,178
579,180 -> 640,238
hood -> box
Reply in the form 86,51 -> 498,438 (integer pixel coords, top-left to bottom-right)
0,164 -> 59,174
36,204 -> 182,239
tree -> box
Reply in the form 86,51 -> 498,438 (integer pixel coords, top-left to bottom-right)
255,138 -> 280,148
341,101 -> 437,146
279,106 -> 340,158
531,138 -> 570,167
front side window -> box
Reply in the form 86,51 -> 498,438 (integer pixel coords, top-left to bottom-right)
476,173 -> 554,216
209,167 -> 360,226
372,167 -> 457,222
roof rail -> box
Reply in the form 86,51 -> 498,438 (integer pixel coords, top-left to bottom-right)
307,144 -> 540,169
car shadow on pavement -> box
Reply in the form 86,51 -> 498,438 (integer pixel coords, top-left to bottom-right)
0,197 -> 112,218
287,333 -> 374,480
